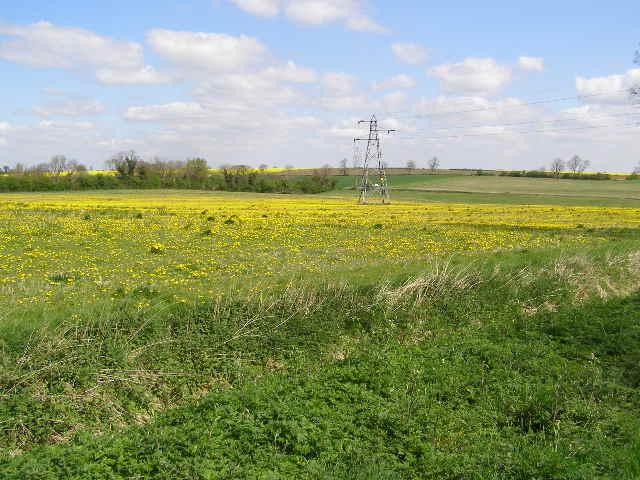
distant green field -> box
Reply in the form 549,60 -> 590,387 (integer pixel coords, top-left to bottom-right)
396,175 -> 640,197
329,174 -> 640,207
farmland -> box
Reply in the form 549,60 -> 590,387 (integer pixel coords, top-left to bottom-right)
1,183 -> 640,479
384,174 -> 640,198
332,174 -> 640,208
2,190 -> 639,313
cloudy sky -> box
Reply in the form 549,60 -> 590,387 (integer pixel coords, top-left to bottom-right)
1,1 -> 638,171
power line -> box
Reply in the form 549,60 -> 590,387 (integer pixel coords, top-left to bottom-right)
388,88 -> 634,121
405,109 -> 640,134
398,120 -> 639,141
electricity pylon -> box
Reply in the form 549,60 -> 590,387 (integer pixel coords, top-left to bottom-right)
354,115 -> 395,204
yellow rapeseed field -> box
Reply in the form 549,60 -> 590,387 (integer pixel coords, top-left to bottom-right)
0,190 -> 638,308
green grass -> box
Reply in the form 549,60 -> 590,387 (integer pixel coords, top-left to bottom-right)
330,174 -> 458,191
0,253 -> 640,479
388,190 -> 640,208
1,250 -> 639,479
1,186 -> 639,478
393,175 -> 640,197
327,174 -> 640,207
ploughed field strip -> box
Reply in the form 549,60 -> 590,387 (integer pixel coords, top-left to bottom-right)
0,191 -> 638,310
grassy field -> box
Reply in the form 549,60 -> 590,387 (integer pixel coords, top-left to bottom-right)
1,183 -> 639,478
330,174 -> 640,208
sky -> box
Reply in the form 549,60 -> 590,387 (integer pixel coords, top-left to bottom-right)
0,1 -> 638,171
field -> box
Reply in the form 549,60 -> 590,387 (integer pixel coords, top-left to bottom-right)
332,174 -> 640,208
1,179 -> 640,479
391,175 -> 640,198
2,190 -> 639,314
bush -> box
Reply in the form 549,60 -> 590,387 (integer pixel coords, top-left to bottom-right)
0,171 -> 336,195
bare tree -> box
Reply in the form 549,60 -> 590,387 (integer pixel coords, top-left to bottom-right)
66,159 -> 87,174
566,155 -> 590,175
149,157 -> 184,180
109,151 -> 141,179
406,160 -> 416,172
258,163 -> 268,172
550,158 -> 565,177
339,158 -> 348,176
27,163 -> 51,175
577,159 -> 590,174
567,155 -> 580,174
49,155 -> 67,175
428,156 -> 440,172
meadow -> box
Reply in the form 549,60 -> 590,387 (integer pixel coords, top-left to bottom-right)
1,181 -> 639,479
332,174 -> 640,208
392,175 -> 640,198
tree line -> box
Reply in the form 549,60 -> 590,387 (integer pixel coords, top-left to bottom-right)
499,154 -> 639,180
0,151 -> 336,194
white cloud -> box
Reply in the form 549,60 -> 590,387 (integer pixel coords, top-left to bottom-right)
0,21 -> 174,86
32,97 -> 105,117
322,118 -> 363,138
344,15 -> 387,33
323,72 -> 358,94
226,0 -> 387,33
96,66 -> 175,85
96,138 -> 140,150
229,0 -> 280,17
372,74 -> 417,90
125,102 -> 207,121
428,58 -> 512,94
518,56 -> 544,72
382,91 -> 407,112
285,1 -> 348,25
319,94 -> 378,111
38,120 -> 94,129
124,60 -> 317,131
415,95 -> 540,124
560,104 -> 613,126
576,68 -> 640,104
262,61 -> 318,83
376,117 -> 415,134
0,21 -> 142,70
322,116 -> 410,140
0,122 -> 7,146
147,29 -> 267,72
285,116 -> 323,128
392,43 -> 428,65
195,72 -> 302,110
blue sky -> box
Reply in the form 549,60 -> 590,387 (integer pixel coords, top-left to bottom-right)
0,1 -> 638,171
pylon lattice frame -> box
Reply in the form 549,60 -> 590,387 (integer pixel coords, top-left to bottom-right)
354,115 -> 395,204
